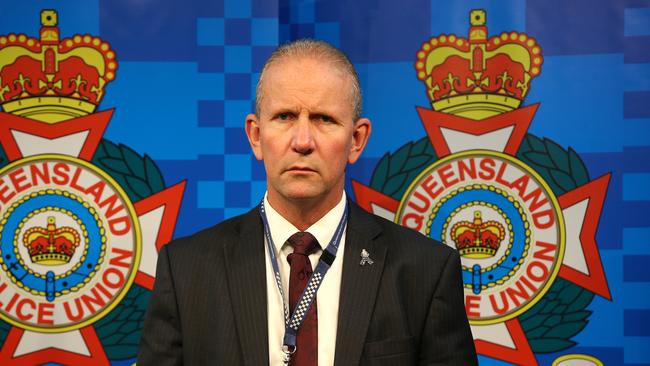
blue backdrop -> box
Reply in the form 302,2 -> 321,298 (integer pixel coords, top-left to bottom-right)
0,0 -> 648,365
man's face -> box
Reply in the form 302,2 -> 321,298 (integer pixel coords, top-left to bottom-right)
245,57 -> 371,209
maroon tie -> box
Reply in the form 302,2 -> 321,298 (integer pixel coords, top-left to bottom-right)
287,232 -> 319,366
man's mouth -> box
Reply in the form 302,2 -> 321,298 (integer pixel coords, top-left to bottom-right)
287,166 -> 316,173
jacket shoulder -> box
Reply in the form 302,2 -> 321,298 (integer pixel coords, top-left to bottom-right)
356,204 -> 458,263
163,207 -> 259,257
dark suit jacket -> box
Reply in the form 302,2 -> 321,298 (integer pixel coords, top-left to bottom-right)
138,201 -> 477,365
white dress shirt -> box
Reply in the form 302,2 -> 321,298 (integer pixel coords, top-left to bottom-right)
264,192 -> 347,366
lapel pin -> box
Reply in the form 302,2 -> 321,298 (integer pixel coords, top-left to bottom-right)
360,249 -> 374,266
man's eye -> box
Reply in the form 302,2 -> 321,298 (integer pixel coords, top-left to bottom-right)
278,113 -> 290,120
319,115 -> 333,123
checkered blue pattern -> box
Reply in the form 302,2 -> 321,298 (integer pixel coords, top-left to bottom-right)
146,0 -> 280,232
279,0 -> 340,46
289,272 -> 322,330
275,271 -> 290,320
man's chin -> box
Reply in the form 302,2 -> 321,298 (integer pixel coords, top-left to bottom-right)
271,184 -> 327,203
282,190 -> 322,202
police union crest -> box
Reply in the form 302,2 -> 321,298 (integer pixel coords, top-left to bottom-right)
0,10 -> 185,364
354,10 -> 611,365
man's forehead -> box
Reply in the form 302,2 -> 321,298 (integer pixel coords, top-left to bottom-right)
265,56 -> 348,81
261,58 -> 353,103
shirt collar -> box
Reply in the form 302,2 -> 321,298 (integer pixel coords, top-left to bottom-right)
263,191 -> 347,253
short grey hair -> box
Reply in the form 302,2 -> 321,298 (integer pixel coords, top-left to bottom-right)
255,39 -> 362,121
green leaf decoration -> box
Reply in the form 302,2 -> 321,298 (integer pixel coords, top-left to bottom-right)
144,155 -> 165,193
100,158 -> 132,175
519,278 -> 595,353
529,338 -> 576,353
411,137 -> 429,155
563,310 -> 592,322
0,145 -> 8,169
94,285 -> 153,360
0,141 -> 166,359
402,155 -> 432,172
369,153 -> 390,189
568,148 -> 590,187
527,134 -> 547,152
388,143 -> 411,176
516,137 -> 596,351
125,175 -> 154,198
371,132 -> 597,354
121,144 -> 146,177
546,139 -> 570,172
516,134 -> 591,196
104,139 -> 122,157
549,169 -> 575,193
383,172 -> 409,196
523,151 -> 555,169
369,137 -> 438,200
571,289 -> 595,310
0,317 -> 10,349
545,321 -> 588,338
90,139 -> 169,359
558,279 -> 582,300
92,139 -> 166,202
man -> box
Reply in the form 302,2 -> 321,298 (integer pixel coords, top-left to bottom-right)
138,39 -> 477,365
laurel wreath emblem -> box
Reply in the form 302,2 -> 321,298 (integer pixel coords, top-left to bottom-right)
0,140 -> 164,359
368,133 -> 594,353
91,140 -> 166,359
92,140 -> 166,202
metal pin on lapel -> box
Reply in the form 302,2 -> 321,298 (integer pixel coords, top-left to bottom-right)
360,249 -> 374,266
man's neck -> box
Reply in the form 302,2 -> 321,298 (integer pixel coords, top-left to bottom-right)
266,191 -> 344,231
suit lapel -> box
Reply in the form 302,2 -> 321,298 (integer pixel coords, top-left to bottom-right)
334,202 -> 386,366
223,207 -> 269,366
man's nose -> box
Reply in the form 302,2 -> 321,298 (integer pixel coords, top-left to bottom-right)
291,113 -> 315,154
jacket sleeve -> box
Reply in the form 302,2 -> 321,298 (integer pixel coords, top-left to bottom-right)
137,245 -> 183,366
419,249 -> 478,365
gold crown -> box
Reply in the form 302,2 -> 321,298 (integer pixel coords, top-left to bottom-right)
0,10 -> 117,123
451,211 -> 505,259
415,9 -> 543,119
23,216 -> 81,265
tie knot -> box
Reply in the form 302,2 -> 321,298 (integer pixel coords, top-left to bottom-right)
287,231 -> 319,255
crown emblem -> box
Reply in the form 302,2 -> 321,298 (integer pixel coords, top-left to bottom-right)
415,9 -> 543,119
22,216 -> 81,265
450,211 -> 505,259
0,10 -> 117,123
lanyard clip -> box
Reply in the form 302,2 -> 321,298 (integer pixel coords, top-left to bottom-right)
281,344 -> 296,366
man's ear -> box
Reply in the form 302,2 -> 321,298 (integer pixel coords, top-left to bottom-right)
348,118 -> 372,164
245,113 -> 263,160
